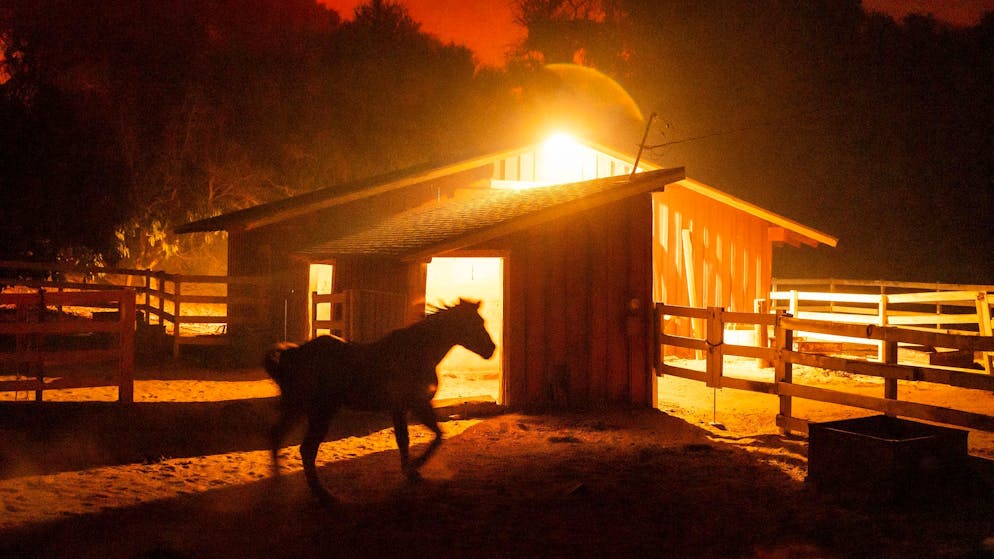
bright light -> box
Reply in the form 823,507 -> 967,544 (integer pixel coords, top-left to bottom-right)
537,132 -> 585,185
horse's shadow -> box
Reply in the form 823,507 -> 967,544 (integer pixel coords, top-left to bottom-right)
0,399 -> 393,479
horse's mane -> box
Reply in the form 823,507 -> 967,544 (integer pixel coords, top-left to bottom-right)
415,300 -> 480,332
426,298 -> 479,316
425,302 -> 457,316
422,301 -> 462,326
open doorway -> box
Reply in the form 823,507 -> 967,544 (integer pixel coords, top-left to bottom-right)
425,256 -> 504,404
308,263 -> 334,338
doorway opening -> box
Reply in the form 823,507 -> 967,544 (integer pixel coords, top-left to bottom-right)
425,256 -> 504,404
308,263 -> 334,337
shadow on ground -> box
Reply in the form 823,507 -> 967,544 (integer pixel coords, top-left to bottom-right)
0,399 -> 391,479
1,408 -> 993,558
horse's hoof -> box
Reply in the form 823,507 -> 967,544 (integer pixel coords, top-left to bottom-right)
405,469 -> 424,483
312,490 -> 339,508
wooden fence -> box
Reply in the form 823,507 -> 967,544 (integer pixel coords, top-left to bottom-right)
657,303 -> 994,436
769,278 -> 994,373
0,289 -> 135,402
0,260 -> 269,357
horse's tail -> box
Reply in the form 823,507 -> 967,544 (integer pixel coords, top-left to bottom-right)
263,342 -> 298,390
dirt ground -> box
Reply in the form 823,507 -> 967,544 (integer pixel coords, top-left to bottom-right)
2,354 -> 994,558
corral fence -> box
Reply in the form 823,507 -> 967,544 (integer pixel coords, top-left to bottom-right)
0,260 -> 269,358
657,279 -> 994,436
771,277 -> 994,372
0,289 -> 135,402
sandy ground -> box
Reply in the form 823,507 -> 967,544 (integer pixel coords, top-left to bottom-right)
1,354 -> 994,558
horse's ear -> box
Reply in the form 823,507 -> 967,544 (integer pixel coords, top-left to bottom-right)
459,297 -> 481,310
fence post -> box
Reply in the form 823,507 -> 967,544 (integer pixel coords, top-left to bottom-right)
156,271 -> 166,326
754,298 -> 770,368
705,307 -> 724,388
172,277 -> 182,358
877,294 -> 889,363
935,283 -> 942,331
33,288 -> 45,402
143,270 -> 151,321
118,290 -> 135,403
311,291 -> 318,340
774,310 -> 795,435
977,292 -> 993,375
883,340 -> 898,412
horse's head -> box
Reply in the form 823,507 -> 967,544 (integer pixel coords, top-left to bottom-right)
442,298 -> 496,360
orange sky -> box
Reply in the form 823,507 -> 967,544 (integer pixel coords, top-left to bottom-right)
320,1 -> 994,68
863,0 -> 994,25
320,0 -> 526,67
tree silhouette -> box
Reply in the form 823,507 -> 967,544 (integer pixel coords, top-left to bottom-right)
0,0 -> 504,273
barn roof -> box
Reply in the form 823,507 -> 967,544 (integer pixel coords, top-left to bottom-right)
174,136 -> 836,248
295,167 -> 686,261
174,145 -> 530,234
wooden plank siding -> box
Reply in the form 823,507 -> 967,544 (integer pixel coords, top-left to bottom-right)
627,192 -> 654,404
480,194 -> 655,407
653,184 -> 771,341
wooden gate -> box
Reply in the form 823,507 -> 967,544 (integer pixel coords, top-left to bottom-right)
311,289 -> 405,342
0,289 -> 136,402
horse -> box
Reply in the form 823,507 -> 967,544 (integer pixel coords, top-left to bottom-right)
263,298 -> 496,504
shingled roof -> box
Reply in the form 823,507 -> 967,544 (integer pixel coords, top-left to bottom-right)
174,145 -> 528,234
295,167 -> 686,261
176,135 -> 836,249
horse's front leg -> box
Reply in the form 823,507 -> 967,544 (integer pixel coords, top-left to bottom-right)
391,409 -> 419,481
408,400 -> 443,472
300,413 -> 335,505
269,402 -> 300,479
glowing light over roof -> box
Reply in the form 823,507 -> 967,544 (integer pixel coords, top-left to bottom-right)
537,133 -> 584,185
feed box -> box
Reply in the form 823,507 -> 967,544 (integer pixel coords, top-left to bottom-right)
807,415 -> 968,502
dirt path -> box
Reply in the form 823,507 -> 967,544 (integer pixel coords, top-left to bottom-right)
1,360 -> 993,558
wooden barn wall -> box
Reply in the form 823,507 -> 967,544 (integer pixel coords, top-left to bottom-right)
476,194 -> 654,408
652,185 -> 772,339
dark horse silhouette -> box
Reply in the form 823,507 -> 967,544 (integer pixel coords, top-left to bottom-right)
263,298 -> 496,503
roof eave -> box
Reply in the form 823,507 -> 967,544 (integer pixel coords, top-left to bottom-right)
174,145 -> 537,235
675,178 -> 838,248
397,166 -> 685,262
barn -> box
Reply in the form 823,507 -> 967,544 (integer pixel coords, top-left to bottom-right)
176,133 -> 836,408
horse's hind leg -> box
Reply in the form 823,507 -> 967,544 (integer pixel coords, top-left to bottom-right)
300,413 -> 335,504
391,410 -> 417,480
407,401 -> 444,474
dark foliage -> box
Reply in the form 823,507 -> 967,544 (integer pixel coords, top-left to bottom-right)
0,0 -> 506,270
515,0 -> 994,283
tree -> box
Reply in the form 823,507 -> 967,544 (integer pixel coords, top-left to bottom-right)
0,0 -> 511,273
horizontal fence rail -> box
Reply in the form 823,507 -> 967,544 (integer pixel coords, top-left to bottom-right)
657,302 -> 994,437
0,260 -> 269,357
768,278 -> 994,373
0,289 -> 135,402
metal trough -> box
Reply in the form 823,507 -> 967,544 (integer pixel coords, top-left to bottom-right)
807,415 -> 968,502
